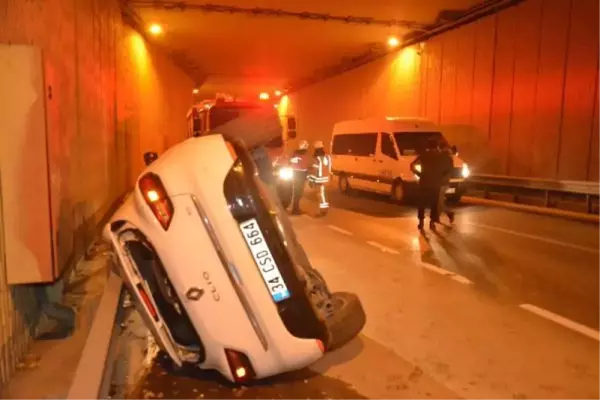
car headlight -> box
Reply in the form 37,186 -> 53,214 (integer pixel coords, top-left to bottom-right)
414,164 -> 421,180
461,163 -> 470,178
278,166 -> 294,181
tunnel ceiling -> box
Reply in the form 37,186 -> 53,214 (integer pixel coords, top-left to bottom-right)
124,0 -> 485,98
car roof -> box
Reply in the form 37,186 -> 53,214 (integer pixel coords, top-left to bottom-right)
332,117 -> 438,134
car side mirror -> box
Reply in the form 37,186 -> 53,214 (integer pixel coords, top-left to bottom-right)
144,151 -> 158,166
451,145 -> 458,155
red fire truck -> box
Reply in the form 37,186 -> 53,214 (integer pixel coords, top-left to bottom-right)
186,95 -> 298,207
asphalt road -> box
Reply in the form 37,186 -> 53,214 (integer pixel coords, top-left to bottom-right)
302,188 -> 600,330
122,186 -> 599,399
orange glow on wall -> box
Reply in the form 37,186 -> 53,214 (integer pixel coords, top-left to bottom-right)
277,94 -> 289,116
399,47 -> 418,69
129,32 -> 149,75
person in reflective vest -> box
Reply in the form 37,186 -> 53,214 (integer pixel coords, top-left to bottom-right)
289,140 -> 310,214
308,141 -> 332,215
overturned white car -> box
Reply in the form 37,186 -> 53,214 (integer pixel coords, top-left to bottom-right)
104,133 -> 365,383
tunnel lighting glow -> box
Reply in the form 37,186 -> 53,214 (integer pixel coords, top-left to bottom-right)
148,23 -> 163,36
387,36 -> 400,48
274,90 -> 283,97
259,92 -> 270,100
192,88 -> 199,95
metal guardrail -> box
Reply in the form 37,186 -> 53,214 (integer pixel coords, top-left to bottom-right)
67,271 -> 124,399
465,174 -> 600,214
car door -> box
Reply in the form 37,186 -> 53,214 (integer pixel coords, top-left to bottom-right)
372,132 -> 399,193
348,133 -> 378,191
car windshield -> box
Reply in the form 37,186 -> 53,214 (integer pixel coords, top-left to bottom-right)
393,131 -> 444,156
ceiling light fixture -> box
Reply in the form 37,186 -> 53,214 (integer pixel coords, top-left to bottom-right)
274,90 -> 282,97
387,36 -> 400,48
148,23 -> 163,36
259,92 -> 270,100
192,88 -> 199,95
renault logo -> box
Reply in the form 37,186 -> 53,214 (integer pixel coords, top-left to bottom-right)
186,287 -> 204,301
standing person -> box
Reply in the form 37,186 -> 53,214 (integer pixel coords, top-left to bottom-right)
308,141 -> 332,216
289,140 -> 310,214
410,138 -> 446,230
437,140 -> 456,224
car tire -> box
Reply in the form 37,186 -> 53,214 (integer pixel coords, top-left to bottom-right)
391,180 -> 406,203
339,174 -> 351,194
446,194 -> 462,205
325,292 -> 366,351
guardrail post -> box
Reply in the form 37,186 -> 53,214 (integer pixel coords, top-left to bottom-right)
586,194 -> 592,214
544,190 -> 550,207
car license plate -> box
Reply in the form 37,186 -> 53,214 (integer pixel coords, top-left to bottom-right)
239,218 -> 291,303
446,187 -> 456,194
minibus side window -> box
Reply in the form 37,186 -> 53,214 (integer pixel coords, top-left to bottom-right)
380,133 -> 398,160
352,133 -> 377,156
333,133 -> 377,156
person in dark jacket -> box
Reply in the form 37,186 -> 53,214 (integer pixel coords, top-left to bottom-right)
437,140 -> 456,223
410,138 -> 452,230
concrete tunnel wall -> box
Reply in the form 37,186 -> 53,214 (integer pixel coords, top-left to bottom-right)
287,0 -> 599,182
0,0 -> 194,386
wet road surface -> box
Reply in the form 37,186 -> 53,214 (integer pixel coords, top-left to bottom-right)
118,185 -> 599,399
302,188 -> 599,330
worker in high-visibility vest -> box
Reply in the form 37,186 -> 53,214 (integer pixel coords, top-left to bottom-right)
289,140 -> 311,214
308,141 -> 332,216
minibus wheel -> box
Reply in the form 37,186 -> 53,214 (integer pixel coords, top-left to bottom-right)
391,180 -> 405,203
339,174 -> 351,194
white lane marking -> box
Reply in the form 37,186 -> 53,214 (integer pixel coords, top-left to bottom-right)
366,241 -> 400,254
327,225 -> 353,236
451,275 -> 473,285
419,262 -> 473,285
419,262 -> 454,276
466,222 -> 599,254
519,304 -> 600,342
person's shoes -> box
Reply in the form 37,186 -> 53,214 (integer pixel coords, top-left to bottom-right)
447,212 -> 455,223
429,220 -> 437,230
418,221 -> 424,230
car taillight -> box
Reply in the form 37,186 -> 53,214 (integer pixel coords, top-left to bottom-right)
316,339 -> 325,353
224,349 -> 256,383
139,173 -> 174,230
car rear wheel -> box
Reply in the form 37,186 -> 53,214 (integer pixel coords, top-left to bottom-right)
304,268 -> 365,351
326,292 -> 366,351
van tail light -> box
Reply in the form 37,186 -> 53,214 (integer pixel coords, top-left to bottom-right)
136,283 -> 159,321
139,173 -> 174,230
224,349 -> 256,383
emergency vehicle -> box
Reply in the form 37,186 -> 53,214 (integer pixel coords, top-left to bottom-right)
186,95 -> 297,159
